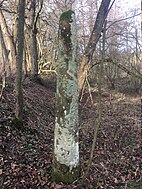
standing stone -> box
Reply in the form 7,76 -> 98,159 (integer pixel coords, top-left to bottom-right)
52,10 -> 80,183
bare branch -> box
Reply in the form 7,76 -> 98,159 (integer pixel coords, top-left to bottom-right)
106,0 -> 116,17
0,0 -> 7,7
106,13 -> 141,30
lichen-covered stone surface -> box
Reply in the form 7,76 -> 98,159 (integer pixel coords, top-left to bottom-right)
52,10 -> 80,182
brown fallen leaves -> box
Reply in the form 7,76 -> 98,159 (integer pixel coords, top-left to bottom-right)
0,78 -> 141,188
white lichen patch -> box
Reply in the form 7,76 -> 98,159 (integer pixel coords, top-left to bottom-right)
54,122 -> 79,171
64,110 -> 67,116
54,91 -> 79,171
54,11 -> 79,173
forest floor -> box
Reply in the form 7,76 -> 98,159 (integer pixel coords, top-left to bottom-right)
0,77 -> 141,189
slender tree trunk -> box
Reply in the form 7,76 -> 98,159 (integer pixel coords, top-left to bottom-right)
30,15 -> 38,80
28,0 -> 44,80
25,0 -> 43,80
0,25 -> 10,77
25,30 -> 32,73
0,25 -> 9,97
52,10 -> 80,183
15,0 -> 25,121
78,0 -> 111,95
0,10 -> 16,73
29,0 -> 38,79
30,30 -> 38,79
12,0 -> 19,44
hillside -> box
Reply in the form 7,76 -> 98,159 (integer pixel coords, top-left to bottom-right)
0,77 -> 141,189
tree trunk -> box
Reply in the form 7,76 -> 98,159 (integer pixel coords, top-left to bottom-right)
0,25 -> 10,77
12,0 -> 19,44
0,10 -> 16,73
29,0 -> 38,79
0,25 -> 9,97
15,0 -> 25,121
30,29 -> 38,79
28,0 -> 39,80
25,30 -> 32,73
78,0 -> 111,95
52,10 -> 80,183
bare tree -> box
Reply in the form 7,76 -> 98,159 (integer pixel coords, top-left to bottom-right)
0,25 -> 9,98
78,0 -> 112,95
0,9 -> 16,73
25,0 -> 43,80
15,0 -> 25,121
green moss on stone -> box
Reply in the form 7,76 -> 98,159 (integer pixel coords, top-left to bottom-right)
53,10 -> 79,184
59,10 -> 75,52
52,157 -> 80,184
59,10 -> 75,23
13,116 -> 23,129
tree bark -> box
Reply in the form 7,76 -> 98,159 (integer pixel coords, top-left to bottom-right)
27,0 -> 44,80
0,25 -> 10,77
0,25 -> 8,97
52,10 -> 80,183
15,0 -> 25,121
0,10 -> 16,73
28,0 -> 38,79
78,0 -> 111,95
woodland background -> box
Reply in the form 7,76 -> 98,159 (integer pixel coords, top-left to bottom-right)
0,0 -> 142,188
